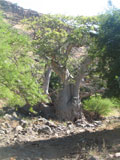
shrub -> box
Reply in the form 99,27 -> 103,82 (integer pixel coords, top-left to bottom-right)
83,95 -> 115,116
89,10 -> 120,97
111,98 -> 120,109
0,14 -> 48,107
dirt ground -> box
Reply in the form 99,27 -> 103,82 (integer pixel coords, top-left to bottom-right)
0,112 -> 120,160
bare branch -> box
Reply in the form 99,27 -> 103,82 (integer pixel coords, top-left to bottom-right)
73,56 -> 92,97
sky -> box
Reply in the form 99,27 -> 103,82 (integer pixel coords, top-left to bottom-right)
8,0 -> 120,16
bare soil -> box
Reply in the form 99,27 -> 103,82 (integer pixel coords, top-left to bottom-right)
0,111 -> 120,160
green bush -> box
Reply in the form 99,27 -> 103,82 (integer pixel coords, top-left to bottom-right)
0,13 -> 48,107
89,10 -> 120,97
111,98 -> 120,109
83,95 -> 115,116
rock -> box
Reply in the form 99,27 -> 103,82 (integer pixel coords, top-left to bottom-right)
12,112 -> 18,118
4,129 -> 10,134
75,119 -> 83,124
89,156 -> 99,160
38,125 -> 53,134
19,120 -> 27,128
109,154 -> 114,158
5,122 -> 11,128
32,124 -> 41,132
79,129 -> 85,132
11,112 -> 21,121
4,113 -> 20,121
66,130 -> 70,135
115,152 -> 120,157
6,140 -> 10,145
1,123 -> 6,128
68,124 -> 74,129
67,121 -> 73,126
76,123 -> 86,127
75,119 -> 88,127
20,129 -> 27,135
57,125 -> 66,131
27,127 -> 35,134
86,123 -> 95,128
4,114 -> 12,120
67,122 -> 74,129
38,117 -> 48,123
94,121 -> 102,125
45,121 -> 57,128
54,133 -> 59,137
0,130 -> 5,134
16,125 -> 23,132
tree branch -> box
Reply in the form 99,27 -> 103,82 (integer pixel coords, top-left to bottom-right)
73,56 -> 92,97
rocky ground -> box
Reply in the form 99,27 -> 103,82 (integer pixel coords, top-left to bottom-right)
0,109 -> 120,160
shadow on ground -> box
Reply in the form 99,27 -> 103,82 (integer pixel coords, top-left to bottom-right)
0,127 -> 120,160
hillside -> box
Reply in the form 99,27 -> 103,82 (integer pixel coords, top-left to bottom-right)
0,0 -> 41,25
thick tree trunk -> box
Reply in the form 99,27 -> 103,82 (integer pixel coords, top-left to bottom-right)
55,84 -> 82,121
55,56 -> 92,121
43,65 -> 52,94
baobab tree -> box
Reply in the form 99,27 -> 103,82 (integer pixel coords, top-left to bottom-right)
25,14 -> 97,120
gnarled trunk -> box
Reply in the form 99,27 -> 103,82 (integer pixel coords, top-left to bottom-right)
55,84 -> 82,121
55,56 -> 92,121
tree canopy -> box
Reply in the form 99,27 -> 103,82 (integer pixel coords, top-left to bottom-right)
90,9 -> 120,96
25,15 -> 97,83
0,14 -> 47,107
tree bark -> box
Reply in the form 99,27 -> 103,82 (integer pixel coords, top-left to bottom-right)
55,84 -> 82,121
43,65 -> 52,94
55,56 -> 92,121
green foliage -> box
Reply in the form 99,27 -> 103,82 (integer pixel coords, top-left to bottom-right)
83,95 -> 115,116
24,14 -> 97,84
49,72 -> 61,91
0,14 -> 47,107
49,72 -> 62,101
90,9 -> 120,96
111,98 -> 120,109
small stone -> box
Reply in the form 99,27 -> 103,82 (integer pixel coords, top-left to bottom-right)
66,130 -> 70,135
16,126 -> 23,132
109,154 -> 114,158
4,114 -> 12,120
12,112 -> 18,118
67,121 -> 73,126
68,124 -> 74,129
79,129 -> 85,132
94,121 -> 102,125
0,130 -> 5,134
57,126 -> 64,131
32,124 -> 41,132
38,117 -> 48,123
27,127 -> 34,134
5,122 -> 11,128
1,123 -> 6,128
6,140 -> 10,145
76,123 -> 86,127
38,125 -> 53,134
14,134 -> 18,138
115,152 -> 120,157
45,121 -> 57,128
20,120 -> 27,128
4,129 -> 9,134
89,156 -> 99,160
54,133 -> 59,137
75,119 -> 83,124
86,123 -> 95,128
